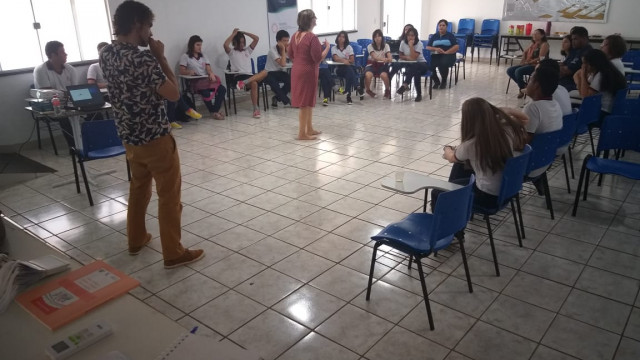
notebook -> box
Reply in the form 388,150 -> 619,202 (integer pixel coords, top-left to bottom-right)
66,83 -> 105,111
154,333 -> 263,360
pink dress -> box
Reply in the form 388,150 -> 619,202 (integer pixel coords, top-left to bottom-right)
289,32 -> 323,107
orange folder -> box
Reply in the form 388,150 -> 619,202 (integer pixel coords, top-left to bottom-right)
15,260 -> 139,331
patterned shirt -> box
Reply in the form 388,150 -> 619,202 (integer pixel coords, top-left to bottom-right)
100,42 -> 169,145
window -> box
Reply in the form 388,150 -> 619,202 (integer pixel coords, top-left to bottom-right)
0,0 -> 111,71
297,0 -> 357,35
382,0 -> 422,38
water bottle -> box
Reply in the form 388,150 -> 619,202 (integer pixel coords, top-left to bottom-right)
52,94 -> 62,116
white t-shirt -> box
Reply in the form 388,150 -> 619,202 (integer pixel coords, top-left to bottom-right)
228,47 -> 253,74
331,45 -> 354,60
610,57 -> 625,76
33,62 -> 78,90
87,63 -> 105,84
455,138 -> 508,196
179,53 -> 210,75
553,85 -> 573,116
399,41 -> 425,62
524,99 -> 563,177
588,72 -> 614,113
266,46 -> 287,72
367,43 -> 390,61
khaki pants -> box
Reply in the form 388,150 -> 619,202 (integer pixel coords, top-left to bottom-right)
124,134 -> 184,260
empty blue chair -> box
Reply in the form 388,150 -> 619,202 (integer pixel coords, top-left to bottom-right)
472,19 -> 500,65
72,119 -> 130,206
557,113 -> 579,193
573,94 -> 603,155
366,176 -> 476,330
526,130 -> 562,219
455,18 -> 475,57
572,115 -> 640,216
473,145 -> 532,276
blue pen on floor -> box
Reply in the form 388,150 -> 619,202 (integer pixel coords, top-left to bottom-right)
190,326 -> 198,334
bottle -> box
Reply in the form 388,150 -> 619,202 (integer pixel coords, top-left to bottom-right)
545,21 -> 552,35
51,94 -> 62,116
508,25 -> 514,35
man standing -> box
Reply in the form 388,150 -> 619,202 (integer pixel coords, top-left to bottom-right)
558,26 -> 592,91
33,41 -> 78,90
100,1 -> 204,268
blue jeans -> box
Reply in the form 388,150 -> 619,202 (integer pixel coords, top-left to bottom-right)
198,86 -> 226,114
319,68 -> 333,99
265,71 -> 291,104
506,64 -> 535,90
335,65 -> 360,94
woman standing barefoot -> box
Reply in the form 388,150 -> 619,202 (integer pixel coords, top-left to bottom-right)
289,9 -> 330,140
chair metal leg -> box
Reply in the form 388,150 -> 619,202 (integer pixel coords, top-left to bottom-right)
485,215 -> 500,276
568,146 -> 575,179
588,127 -> 596,155
515,195 -> 525,239
542,173 -> 554,219
71,151 -> 80,194
78,160 -> 94,206
365,242 -> 381,301
415,258 -> 435,330
583,169 -> 591,201
408,255 -> 413,270
510,199 -> 523,247
458,236 -> 473,293
562,154 -> 571,193
423,189 -> 428,213
572,157 -> 590,216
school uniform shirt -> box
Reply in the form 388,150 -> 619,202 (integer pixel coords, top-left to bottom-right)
266,46 -> 287,72
553,85 -> 573,116
455,138 -> 511,196
367,43 -> 390,61
33,61 -> 78,90
524,99 -> 563,177
179,53 -> 210,75
427,32 -> 458,51
588,72 -> 614,113
87,63 -> 105,84
399,41 -> 426,62
331,45 -> 354,60
610,57 -> 625,76
228,47 -> 253,74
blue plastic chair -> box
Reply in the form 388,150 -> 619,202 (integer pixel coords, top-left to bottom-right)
422,49 -> 433,99
366,176 -> 476,330
526,130 -> 562,219
572,115 -> 640,216
573,94 -> 603,155
454,38 -> 467,83
473,145 -> 532,276
455,18 -> 475,56
472,19 -> 500,65
71,119 -> 130,206
557,113 -> 579,193
357,38 -> 372,52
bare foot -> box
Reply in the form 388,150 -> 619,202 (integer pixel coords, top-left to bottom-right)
296,135 -> 317,140
309,130 -> 322,135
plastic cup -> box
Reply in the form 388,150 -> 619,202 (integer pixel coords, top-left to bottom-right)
395,171 -> 404,182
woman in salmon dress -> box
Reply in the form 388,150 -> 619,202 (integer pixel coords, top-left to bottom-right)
289,9 -> 330,140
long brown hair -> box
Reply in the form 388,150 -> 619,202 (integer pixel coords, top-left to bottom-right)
460,98 -> 526,174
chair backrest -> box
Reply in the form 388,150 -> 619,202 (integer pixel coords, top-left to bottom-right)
387,39 -> 400,53
384,36 -> 392,41
422,39 -> 430,48
558,113 -> 579,149
575,94 -> 603,132
457,18 -> 475,35
612,88 -> 632,116
480,19 -> 500,35
497,145 -> 532,205
251,58 -> 256,74
431,175 -> 475,242
81,119 -> 123,156
457,39 -> 467,58
527,129 -> 562,174
435,22 -> 453,34
622,50 -> 640,63
597,115 -> 640,154
423,49 -> 432,68
257,55 -> 267,72
357,38 -> 372,51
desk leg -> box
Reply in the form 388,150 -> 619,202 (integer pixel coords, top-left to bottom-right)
35,117 -> 42,149
46,120 -> 59,156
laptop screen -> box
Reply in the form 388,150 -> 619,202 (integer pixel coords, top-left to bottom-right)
66,84 -> 105,109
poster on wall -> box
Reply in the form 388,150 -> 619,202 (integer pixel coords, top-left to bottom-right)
502,0 -> 610,23
267,0 -> 298,47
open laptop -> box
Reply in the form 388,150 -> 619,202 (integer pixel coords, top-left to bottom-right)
66,84 -> 105,111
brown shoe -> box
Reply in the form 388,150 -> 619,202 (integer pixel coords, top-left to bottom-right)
164,249 -> 205,269
129,233 -> 152,255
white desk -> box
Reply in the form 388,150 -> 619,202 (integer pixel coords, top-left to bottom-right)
0,216 -> 185,360
382,171 -> 462,212
624,67 -> 640,75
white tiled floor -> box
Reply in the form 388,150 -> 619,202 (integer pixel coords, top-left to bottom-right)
3,58 -> 640,360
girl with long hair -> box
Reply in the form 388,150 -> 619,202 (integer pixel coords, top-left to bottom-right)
574,49 -> 627,113
364,29 -> 393,98
506,29 -> 549,98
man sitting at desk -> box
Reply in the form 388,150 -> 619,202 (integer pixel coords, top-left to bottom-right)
87,42 -> 109,88
265,30 -> 292,107
33,40 -> 78,148
559,26 -> 592,91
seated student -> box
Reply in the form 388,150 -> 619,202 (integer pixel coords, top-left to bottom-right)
560,34 -> 572,62
319,62 -> 333,106
33,40 -> 78,148
166,97 -> 203,129
559,26 -> 592,91
431,98 -> 527,211
224,28 -> 266,118
601,34 -> 627,76
331,31 -> 363,105
523,66 -> 563,183
87,42 -> 109,88
573,49 -> 627,115
180,35 -> 227,120
264,30 -> 291,107
389,24 -> 414,82
505,28 -> 549,98
396,27 -> 428,102
364,29 -> 392,99
538,59 -> 572,116
426,19 -> 460,89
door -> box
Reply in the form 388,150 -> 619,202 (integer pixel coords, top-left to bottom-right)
382,0 -> 422,38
